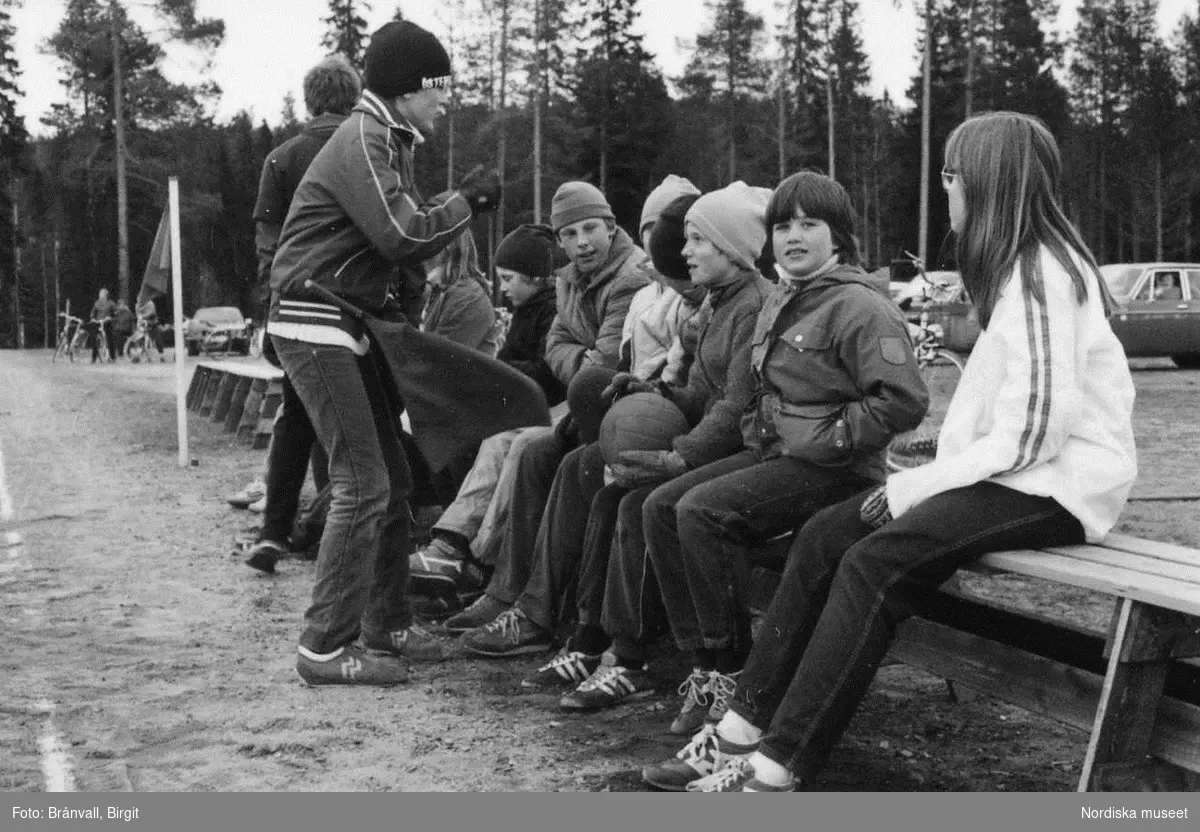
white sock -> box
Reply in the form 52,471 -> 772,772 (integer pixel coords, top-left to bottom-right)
716,710 -> 763,746
749,751 -> 792,787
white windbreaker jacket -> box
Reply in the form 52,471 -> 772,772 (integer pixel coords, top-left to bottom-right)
886,246 -> 1137,542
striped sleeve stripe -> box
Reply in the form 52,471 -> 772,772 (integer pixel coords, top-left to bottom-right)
1003,289 -> 1052,474
355,114 -> 468,246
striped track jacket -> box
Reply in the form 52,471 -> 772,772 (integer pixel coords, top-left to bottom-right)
885,246 -> 1137,542
268,90 -> 472,345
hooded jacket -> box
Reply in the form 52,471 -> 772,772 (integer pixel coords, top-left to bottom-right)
267,90 -> 472,348
498,284 -> 563,405
742,263 -> 929,482
544,227 -> 650,386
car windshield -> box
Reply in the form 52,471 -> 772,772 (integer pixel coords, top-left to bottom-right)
1099,265 -> 1144,300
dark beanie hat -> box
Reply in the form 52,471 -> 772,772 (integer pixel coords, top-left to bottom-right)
649,193 -> 701,282
494,224 -> 564,280
364,21 -> 452,98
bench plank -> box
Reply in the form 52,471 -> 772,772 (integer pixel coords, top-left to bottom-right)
979,551 -> 1200,618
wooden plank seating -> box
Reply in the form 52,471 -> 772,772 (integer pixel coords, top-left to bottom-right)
187,360 -> 284,447
749,531 -> 1200,791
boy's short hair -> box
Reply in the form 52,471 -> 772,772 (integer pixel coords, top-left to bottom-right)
303,54 -> 362,117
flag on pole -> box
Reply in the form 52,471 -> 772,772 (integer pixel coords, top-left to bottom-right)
137,209 -> 171,305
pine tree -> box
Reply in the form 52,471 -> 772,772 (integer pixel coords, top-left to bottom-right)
42,0 -> 223,302
681,0 -> 769,183
321,0 -> 371,68
1,0 -> 30,346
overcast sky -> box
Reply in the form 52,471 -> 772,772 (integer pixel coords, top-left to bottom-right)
9,0 -> 1196,134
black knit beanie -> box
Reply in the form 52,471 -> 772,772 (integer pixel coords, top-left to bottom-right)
494,224 -> 563,280
364,21 -> 452,98
649,193 -> 701,283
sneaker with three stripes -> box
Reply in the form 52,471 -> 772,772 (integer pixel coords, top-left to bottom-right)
559,652 -> 653,710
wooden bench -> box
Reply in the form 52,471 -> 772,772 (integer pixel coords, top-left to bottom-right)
186,360 -> 284,447
749,532 -> 1200,792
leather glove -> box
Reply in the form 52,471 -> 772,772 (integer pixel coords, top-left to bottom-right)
457,165 -> 502,215
611,450 -> 688,488
601,372 -> 658,405
859,485 -> 893,530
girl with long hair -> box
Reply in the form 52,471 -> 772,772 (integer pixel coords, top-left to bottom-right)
422,230 -> 498,356
643,110 -> 1138,792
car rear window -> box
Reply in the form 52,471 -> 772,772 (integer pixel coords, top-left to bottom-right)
1099,265 -> 1144,299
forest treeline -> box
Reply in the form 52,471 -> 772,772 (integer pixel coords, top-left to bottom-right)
1,0 -> 1199,347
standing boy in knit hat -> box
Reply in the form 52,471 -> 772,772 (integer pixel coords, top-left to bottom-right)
267,20 -> 501,687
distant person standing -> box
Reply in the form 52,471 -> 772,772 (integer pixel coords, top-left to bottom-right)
268,20 -> 500,687
235,54 -> 362,574
112,300 -> 136,356
87,288 -> 117,362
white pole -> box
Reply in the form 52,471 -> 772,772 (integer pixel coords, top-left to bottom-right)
169,177 -> 188,467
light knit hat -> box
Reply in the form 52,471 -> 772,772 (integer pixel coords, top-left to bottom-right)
684,181 -> 771,270
550,182 -> 615,232
639,174 -> 701,236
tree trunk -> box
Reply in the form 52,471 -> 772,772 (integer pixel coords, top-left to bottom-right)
111,2 -> 130,304
10,182 -> 22,348
918,0 -> 932,264
964,0 -> 976,118
826,71 -> 835,180
777,56 -> 786,181
1155,150 -> 1163,261
532,0 -> 544,224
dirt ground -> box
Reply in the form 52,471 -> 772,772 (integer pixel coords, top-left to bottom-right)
1,349 -> 1197,793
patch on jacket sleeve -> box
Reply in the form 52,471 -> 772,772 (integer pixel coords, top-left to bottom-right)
880,337 -> 910,365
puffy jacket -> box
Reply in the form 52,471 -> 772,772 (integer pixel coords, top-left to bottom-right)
422,277 -> 498,356
499,285 -> 563,405
268,91 -> 472,328
669,270 -> 772,469
544,228 -> 650,386
742,263 -> 929,482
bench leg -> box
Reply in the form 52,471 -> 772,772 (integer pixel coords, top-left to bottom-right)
1078,599 -> 1178,791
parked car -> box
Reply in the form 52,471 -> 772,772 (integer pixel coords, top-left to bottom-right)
1100,263 -> 1200,368
183,306 -> 252,356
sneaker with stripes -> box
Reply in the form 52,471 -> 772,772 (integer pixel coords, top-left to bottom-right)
558,652 -> 653,711
640,723 -> 758,792
521,642 -> 602,690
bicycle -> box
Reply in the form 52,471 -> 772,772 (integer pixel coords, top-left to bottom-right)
52,312 -> 86,363
78,318 -> 114,364
886,252 -> 967,472
124,318 -> 164,363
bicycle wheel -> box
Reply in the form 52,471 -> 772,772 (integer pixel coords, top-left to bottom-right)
887,349 -> 964,472
70,329 -> 89,363
125,334 -> 146,363
52,331 -> 70,363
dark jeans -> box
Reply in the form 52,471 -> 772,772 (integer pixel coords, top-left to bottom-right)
513,442 -> 607,630
484,431 -> 567,606
84,320 -> 114,360
729,482 -> 1084,785
272,336 -> 413,654
259,374 -> 331,546
592,484 -> 669,659
644,449 -> 873,655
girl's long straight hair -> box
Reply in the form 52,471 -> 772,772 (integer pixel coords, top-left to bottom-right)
945,111 -> 1112,328
430,230 -> 489,293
